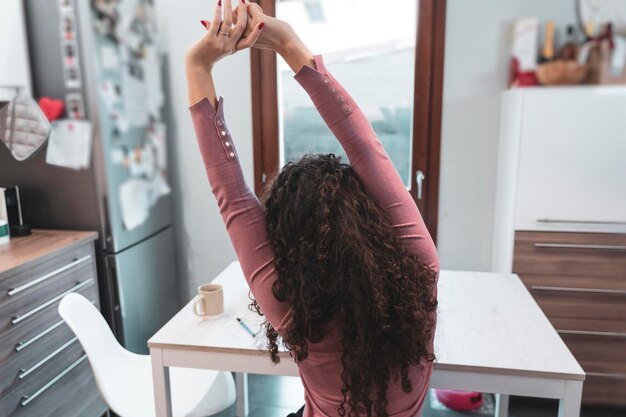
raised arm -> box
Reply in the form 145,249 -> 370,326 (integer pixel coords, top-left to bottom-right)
185,1 -> 289,331
244,6 -> 438,271
296,57 -> 438,271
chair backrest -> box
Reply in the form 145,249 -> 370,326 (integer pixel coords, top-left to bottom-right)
58,293 -> 138,410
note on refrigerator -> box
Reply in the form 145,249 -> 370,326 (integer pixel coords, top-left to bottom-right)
46,120 -> 92,170
142,47 -> 164,118
122,62 -> 148,127
119,174 -> 170,230
100,45 -> 120,70
149,122 -> 167,169
119,178 -> 151,230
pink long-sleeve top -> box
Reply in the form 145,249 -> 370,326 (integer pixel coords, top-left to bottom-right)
190,55 -> 439,417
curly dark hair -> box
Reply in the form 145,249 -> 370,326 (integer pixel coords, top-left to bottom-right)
250,154 -> 438,417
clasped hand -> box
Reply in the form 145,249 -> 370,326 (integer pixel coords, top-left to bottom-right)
185,0 -> 292,72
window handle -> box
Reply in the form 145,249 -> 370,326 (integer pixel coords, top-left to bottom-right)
415,170 -> 425,200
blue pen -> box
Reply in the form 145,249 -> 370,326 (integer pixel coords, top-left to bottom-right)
237,317 -> 257,338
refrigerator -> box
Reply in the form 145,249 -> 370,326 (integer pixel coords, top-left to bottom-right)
0,0 -> 179,353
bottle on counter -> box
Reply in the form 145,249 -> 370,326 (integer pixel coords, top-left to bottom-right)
539,20 -> 556,63
560,25 -> 579,60
584,21 -> 595,41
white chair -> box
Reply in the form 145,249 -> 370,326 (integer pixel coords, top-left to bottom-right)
58,293 -> 236,417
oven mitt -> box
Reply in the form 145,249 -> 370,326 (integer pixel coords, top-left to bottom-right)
0,91 -> 51,161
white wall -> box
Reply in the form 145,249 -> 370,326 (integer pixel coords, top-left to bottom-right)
155,0 -> 255,301
0,0 -> 32,99
437,0 -> 577,271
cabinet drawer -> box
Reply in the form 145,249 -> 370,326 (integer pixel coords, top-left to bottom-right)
0,243 -> 93,307
0,284 -> 98,396
582,373 -> 626,406
0,260 -> 94,333
0,343 -> 91,416
513,231 -> 626,278
520,273 -> 626,293
0,270 -> 95,337
559,332 -> 626,375
529,286 -> 626,325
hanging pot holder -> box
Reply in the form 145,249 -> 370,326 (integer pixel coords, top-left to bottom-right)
0,87 -> 51,161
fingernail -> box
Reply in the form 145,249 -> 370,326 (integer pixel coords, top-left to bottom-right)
218,0 -> 221,5
241,0 -> 246,3
200,20 -> 207,28
259,22 -> 265,29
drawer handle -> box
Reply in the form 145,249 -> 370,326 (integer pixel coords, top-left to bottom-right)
537,218 -> 626,226
18,337 -> 78,380
586,372 -> 626,380
534,243 -> 626,251
20,355 -> 87,407
7,255 -> 91,297
530,285 -> 626,295
11,279 -> 93,325
558,329 -> 626,338
15,320 -> 65,352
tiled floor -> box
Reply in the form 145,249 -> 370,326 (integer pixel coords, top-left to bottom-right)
212,374 -> 626,417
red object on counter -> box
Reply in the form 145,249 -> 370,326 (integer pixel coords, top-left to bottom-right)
510,57 -> 539,87
38,97 -> 65,122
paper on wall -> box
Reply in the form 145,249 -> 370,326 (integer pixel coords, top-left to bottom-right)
46,120 -> 92,170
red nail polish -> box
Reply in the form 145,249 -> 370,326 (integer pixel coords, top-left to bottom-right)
200,20 -> 207,28
218,0 -> 221,5
259,22 -> 265,29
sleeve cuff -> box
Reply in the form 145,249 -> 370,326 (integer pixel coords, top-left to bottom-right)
189,96 -> 225,120
294,55 -> 330,88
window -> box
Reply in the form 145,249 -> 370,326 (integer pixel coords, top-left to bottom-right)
276,0 -> 417,187
251,0 -> 446,240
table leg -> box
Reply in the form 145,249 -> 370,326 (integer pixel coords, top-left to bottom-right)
235,372 -> 249,417
495,394 -> 510,417
558,381 -> 583,417
150,348 -> 173,417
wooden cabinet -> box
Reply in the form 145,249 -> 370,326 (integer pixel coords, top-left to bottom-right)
0,230 -> 107,416
493,88 -> 626,406
513,231 -> 626,406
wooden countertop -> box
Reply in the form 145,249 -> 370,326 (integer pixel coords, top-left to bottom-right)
0,229 -> 98,275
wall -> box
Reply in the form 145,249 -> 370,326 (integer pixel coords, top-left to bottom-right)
0,0 -> 32,99
154,0 -> 255,301
437,0 -> 577,271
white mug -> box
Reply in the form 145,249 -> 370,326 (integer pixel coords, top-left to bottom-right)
193,284 -> 224,317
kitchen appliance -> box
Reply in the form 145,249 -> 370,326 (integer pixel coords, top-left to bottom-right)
0,0 -> 179,353
0,185 -> 31,236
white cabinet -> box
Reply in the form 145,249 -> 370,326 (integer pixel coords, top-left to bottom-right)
492,87 -> 626,272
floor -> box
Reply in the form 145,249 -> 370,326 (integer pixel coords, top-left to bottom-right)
212,374 -> 626,417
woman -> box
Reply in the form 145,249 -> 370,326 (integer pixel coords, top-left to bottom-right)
185,2 -> 439,416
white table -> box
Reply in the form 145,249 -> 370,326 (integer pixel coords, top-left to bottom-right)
149,262 -> 585,417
